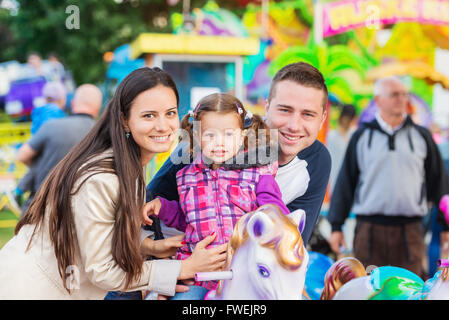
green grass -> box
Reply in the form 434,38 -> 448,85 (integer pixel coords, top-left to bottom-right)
0,210 -> 18,249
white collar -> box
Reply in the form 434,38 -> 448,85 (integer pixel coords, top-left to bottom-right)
375,112 -> 406,135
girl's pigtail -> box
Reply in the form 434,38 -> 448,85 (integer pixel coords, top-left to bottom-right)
246,113 -> 270,149
180,112 -> 194,155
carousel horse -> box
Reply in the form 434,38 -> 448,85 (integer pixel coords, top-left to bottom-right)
196,204 -> 309,300
320,257 -> 449,300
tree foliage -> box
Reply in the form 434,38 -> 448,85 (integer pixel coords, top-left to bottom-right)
0,0 -> 209,85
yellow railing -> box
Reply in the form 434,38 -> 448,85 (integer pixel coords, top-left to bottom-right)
0,122 -> 31,180
0,122 -> 31,217
0,122 -> 31,145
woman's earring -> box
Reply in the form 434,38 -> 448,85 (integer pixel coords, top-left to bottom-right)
125,131 -> 131,139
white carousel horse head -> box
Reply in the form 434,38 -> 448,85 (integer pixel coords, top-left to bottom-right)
320,257 -> 449,300
205,204 -> 309,300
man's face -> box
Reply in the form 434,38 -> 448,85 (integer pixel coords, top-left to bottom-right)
375,80 -> 409,118
265,80 -> 327,165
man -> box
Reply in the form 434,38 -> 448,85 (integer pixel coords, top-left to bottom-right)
16,84 -> 102,210
327,76 -> 449,277
25,52 -> 44,78
146,62 -> 331,244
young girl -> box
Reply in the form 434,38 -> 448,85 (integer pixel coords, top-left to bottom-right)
142,93 -> 291,298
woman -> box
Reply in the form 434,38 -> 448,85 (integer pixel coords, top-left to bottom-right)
0,67 -> 226,299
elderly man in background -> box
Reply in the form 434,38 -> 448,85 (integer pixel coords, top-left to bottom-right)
327,76 -> 449,277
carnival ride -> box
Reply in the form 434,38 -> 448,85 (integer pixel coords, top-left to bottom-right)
321,256 -> 449,300
201,204 -> 309,300
143,204 -> 449,300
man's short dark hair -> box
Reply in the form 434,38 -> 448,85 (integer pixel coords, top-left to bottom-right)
268,62 -> 328,110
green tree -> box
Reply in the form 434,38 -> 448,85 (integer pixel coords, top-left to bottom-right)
0,0 -> 193,85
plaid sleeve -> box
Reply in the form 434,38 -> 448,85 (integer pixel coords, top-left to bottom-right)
257,162 -> 278,176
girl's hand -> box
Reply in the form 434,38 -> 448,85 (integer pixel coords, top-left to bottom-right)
179,232 -> 228,280
142,198 -> 162,226
141,234 -> 185,258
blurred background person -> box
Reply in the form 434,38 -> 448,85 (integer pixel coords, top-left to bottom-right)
16,84 -> 102,212
30,81 -> 67,135
45,52 -> 66,82
15,81 -> 68,203
327,104 -> 357,195
25,52 -> 44,78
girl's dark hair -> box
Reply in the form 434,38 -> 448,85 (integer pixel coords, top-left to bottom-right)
15,67 -> 179,293
339,104 -> 357,129
180,93 -> 269,155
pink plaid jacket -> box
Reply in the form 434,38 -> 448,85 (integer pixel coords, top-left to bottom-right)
157,154 -> 289,289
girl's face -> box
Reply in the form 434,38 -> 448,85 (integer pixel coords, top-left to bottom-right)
124,85 -> 179,165
199,111 -> 245,165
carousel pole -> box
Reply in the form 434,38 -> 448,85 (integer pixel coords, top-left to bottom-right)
261,0 -> 269,39
314,0 -> 323,45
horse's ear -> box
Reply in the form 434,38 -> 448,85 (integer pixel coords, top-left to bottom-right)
287,209 -> 306,234
247,209 -> 274,241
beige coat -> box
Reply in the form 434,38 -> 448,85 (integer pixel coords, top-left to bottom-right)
0,150 -> 181,299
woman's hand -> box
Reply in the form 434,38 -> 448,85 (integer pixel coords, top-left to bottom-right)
142,198 -> 162,226
141,234 -> 185,259
179,232 -> 227,280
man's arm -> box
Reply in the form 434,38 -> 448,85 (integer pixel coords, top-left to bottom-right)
286,141 -> 331,244
16,143 -> 37,166
16,123 -> 50,166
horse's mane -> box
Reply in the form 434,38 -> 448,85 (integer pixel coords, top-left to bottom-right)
442,268 -> 449,282
216,204 -> 305,296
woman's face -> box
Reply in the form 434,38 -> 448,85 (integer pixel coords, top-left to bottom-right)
124,85 -> 179,165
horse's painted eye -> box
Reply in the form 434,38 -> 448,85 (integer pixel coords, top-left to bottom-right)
258,265 -> 270,278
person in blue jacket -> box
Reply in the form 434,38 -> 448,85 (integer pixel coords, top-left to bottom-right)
146,62 -> 331,245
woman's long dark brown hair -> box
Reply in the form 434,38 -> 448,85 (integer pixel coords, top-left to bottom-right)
15,67 -> 179,293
